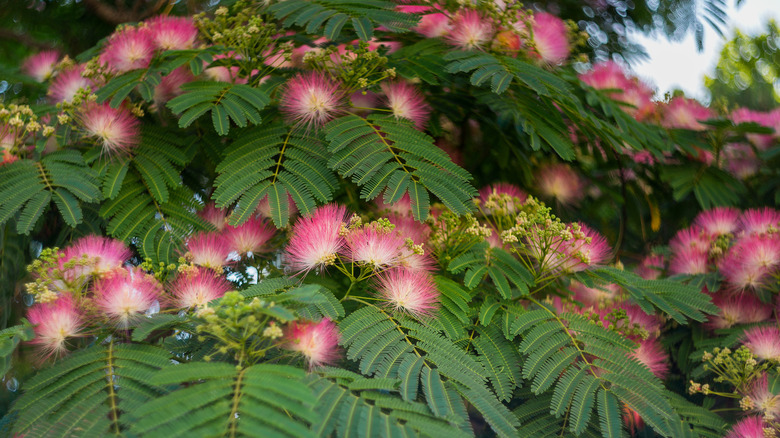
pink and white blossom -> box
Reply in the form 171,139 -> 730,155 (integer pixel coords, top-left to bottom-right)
375,268 -> 439,318
284,318 -> 341,368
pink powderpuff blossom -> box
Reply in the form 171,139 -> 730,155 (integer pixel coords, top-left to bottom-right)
743,374 -> 780,419
342,227 -> 405,269
186,232 -> 232,271
79,102 -> 141,155
223,217 -> 275,256
27,294 -> 83,360
284,318 -> 341,368
629,338 -> 669,379
387,213 -> 430,246
61,235 -> 131,280
375,268 -> 439,318
743,326 -> 780,362
154,67 -> 194,104
446,10 -> 494,50
256,193 -> 298,220
707,293 -> 771,330
738,208 -> 780,236
660,97 -> 713,130
286,204 -> 348,273
723,142 -> 760,180
694,207 -> 741,237
669,246 -> 709,276
725,417 -> 766,438
731,107 -> 780,150
280,72 -> 345,128
380,81 -> 431,130
21,50 -> 60,82
535,163 -> 584,205
558,224 -> 611,272
621,303 -> 662,338
48,65 -> 93,103
719,235 -> 780,291
478,183 -> 528,214
398,5 -> 452,38
530,12 -> 570,64
375,193 -> 413,216
198,203 -> 228,231
100,26 -> 155,73
170,267 -> 232,308
668,226 -> 710,255
635,254 -> 665,280
570,281 -> 620,307
146,16 -> 199,51
94,268 -> 163,327
579,61 -> 655,119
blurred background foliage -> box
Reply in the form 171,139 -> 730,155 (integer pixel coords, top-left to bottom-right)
706,20 -> 780,111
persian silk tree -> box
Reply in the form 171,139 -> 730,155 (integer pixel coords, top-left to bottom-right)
0,1 -> 778,437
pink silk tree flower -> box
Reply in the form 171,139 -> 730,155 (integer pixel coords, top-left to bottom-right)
286,204 -> 348,273
535,163 -> 584,206
27,294 -> 83,360
660,96 -> 713,130
198,202 -> 229,232
478,182 -> 528,214
223,217 -> 275,256
100,26 -> 155,73
21,50 -> 61,82
725,417 -> 766,438
742,374 -> 780,420
446,10 -> 494,50
375,268 -> 439,318
738,208 -> 780,236
706,293 -> 771,330
530,12 -> 570,64
381,81 -> 431,130
48,65 -> 93,103
629,338 -> 670,379
79,102 -> 141,155
146,15 -> 199,51
342,226 -> 406,269
558,224 -> 611,272
669,246 -> 709,276
668,226 -> 711,255
634,254 -> 665,280
280,72 -> 345,128
61,235 -> 131,280
186,232 -> 232,271
694,207 -> 741,237
93,268 -> 163,327
170,267 -> 232,308
743,326 -> 780,362
284,318 -> 341,368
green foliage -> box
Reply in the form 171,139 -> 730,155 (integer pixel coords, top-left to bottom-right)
706,20 -> 780,110
339,305 -> 519,437
0,322 -> 33,376
0,150 -> 100,233
324,114 -> 476,221
214,123 -> 338,227
309,368 -> 470,438
96,126 -> 212,264
167,81 -> 270,135
510,303 -> 678,437
9,342 -> 170,437
268,0 -> 418,41
131,362 -> 315,437
660,164 -> 747,209
447,242 -> 534,297
579,267 -> 719,324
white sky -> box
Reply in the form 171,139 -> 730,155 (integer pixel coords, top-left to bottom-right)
629,0 -> 780,103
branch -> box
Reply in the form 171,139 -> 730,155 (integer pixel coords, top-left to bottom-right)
0,29 -> 56,51
82,0 -> 168,25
